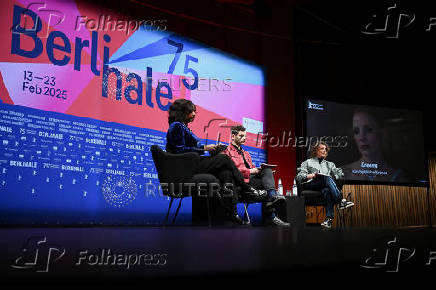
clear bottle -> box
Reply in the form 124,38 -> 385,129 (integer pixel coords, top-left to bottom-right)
277,178 -> 283,195
292,178 -> 298,196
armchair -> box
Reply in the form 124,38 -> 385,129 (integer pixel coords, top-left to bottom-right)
296,176 -> 352,227
151,145 -> 220,226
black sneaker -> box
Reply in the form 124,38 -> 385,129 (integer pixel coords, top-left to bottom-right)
265,195 -> 286,209
321,217 -> 332,229
267,216 -> 290,227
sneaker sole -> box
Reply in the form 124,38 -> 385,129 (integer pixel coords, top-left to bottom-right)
269,219 -> 291,227
339,203 -> 355,210
273,222 -> 291,227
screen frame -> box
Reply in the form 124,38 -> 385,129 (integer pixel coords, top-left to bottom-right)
302,98 -> 429,187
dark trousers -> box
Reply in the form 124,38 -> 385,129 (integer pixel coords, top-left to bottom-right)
302,175 -> 342,218
247,168 -> 277,218
195,154 -> 246,209
247,167 -> 276,191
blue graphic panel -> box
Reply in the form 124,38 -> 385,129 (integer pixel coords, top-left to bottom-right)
0,103 -> 192,225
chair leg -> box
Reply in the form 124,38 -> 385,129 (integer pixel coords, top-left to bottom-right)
243,203 -> 251,224
172,198 -> 184,224
164,197 -> 174,226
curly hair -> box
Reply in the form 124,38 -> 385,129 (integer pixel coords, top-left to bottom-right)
168,99 -> 196,125
310,141 -> 330,158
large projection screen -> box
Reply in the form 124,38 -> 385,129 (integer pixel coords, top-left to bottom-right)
305,99 -> 427,185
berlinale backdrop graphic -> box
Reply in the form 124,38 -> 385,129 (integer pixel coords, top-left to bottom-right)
0,0 -> 266,224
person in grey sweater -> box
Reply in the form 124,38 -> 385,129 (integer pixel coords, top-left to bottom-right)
296,141 -> 354,229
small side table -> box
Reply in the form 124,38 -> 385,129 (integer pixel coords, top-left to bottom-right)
275,195 -> 306,228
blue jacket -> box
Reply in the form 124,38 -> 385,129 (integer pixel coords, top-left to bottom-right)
166,122 -> 204,154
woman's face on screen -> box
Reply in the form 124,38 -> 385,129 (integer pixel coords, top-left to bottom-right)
353,112 -> 382,158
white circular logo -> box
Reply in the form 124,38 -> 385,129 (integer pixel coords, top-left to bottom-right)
102,176 -> 138,207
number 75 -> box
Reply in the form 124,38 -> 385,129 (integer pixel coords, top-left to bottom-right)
167,39 -> 198,90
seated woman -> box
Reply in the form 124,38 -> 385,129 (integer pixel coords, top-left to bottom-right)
165,98 -> 265,225
296,141 -> 354,229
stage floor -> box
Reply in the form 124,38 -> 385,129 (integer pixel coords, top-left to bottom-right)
1,225 -> 436,283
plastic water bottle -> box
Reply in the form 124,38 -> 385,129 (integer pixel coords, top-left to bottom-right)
292,178 -> 298,196
278,178 -> 283,195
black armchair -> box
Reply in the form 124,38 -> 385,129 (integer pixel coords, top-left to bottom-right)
296,177 -> 351,227
151,145 -> 220,225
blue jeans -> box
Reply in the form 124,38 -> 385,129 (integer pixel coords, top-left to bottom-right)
302,175 -> 342,219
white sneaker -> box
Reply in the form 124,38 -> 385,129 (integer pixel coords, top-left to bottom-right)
269,216 -> 291,227
339,198 -> 354,210
321,218 -> 332,229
